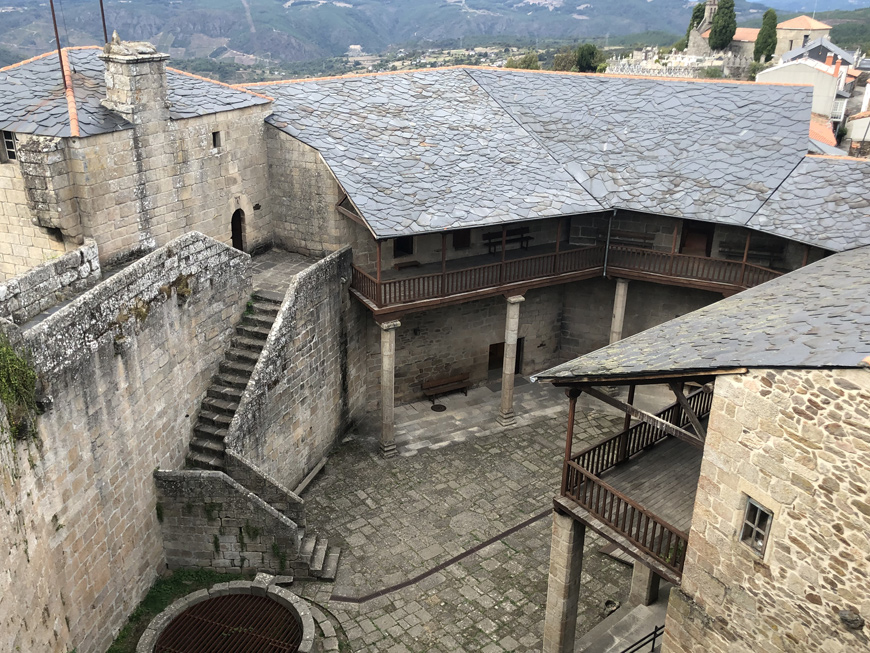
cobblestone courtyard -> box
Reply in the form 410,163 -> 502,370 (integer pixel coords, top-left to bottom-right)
293,383 -> 645,652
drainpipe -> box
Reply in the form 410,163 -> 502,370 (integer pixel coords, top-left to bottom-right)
602,209 -> 616,277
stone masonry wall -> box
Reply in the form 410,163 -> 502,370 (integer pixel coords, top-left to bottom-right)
0,232 -> 251,653
663,368 -> 870,653
0,239 -> 100,325
154,470 -> 299,575
227,246 -> 366,490
0,157 -> 70,280
69,105 -> 273,268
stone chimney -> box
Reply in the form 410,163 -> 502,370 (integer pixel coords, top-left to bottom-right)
99,31 -> 170,126
825,52 -> 834,66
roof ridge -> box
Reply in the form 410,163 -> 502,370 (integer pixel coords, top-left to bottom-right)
0,50 -> 56,73
60,48 -> 80,138
167,66 -> 274,102
806,153 -> 870,162
239,65 -> 813,88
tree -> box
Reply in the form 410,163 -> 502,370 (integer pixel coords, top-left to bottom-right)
552,51 -> 576,71
753,9 -> 777,62
687,2 -> 707,39
576,43 -> 604,73
708,0 -> 737,51
505,51 -> 540,70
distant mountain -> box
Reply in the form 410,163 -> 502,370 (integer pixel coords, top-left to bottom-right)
1,0 -> 770,63
765,0 -> 870,10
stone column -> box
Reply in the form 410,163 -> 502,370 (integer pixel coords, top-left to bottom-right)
379,319 -> 401,458
543,511 -> 586,653
628,562 -> 661,606
609,278 -> 630,345
498,295 -> 525,427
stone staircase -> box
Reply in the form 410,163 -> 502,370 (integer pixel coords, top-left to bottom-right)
185,289 -> 341,581
187,292 -> 280,471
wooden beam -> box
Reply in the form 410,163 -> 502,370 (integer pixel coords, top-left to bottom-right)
581,386 -> 704,448
441,232 -> 447,297
668,382 -> 707,441
336,204 -> 368,228
376,241 -> 382,285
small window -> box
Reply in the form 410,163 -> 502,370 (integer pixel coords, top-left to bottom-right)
393,236 -> 414,258
2,131 -> 18,162
212,131 -> 222,149
740,498 -> 773,556
452,229 -> 471,250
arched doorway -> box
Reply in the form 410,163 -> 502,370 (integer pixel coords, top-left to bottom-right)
231,209 -> 245,251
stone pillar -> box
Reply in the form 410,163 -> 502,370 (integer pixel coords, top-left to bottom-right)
379,319 -> 401,458
609,278 -> 630,345
498,295 -> 525,427
628,562 -> 661,606
543,511 -> 586,653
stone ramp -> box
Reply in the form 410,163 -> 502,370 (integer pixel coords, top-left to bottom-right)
576,585 -> 670,652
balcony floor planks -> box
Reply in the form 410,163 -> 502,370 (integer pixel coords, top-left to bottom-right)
598,436 -> 704,534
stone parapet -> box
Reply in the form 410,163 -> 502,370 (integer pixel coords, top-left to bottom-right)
0,239 -> 100,324
224,450 -> 306,528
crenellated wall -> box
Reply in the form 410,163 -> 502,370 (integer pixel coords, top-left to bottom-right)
0,232 -> 251,653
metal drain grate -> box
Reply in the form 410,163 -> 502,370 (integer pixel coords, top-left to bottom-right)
155,594 -> 303,652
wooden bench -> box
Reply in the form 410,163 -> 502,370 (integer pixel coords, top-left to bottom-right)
422,373 -> 471,403
393,260 -> 421,270
482,227 -> 534,255
597,229 -> 656,248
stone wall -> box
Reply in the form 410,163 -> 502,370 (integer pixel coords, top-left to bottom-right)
154,470 -> 299,575
0,232 -> 251,653
0,156 -> 70,280
0,239 -> 100,325
663,368 -> 870,653
69,105 -> 273,268
227,246 -> 366,490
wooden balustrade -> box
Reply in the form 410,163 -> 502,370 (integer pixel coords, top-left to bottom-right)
351,243 -> 780,309
563,387 -> 713,576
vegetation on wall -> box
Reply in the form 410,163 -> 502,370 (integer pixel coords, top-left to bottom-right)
0,333 -> 38,441
708,0 -> 738,50
754,9 -> 778,62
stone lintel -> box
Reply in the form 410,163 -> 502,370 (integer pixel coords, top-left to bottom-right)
379,319 -> 401,331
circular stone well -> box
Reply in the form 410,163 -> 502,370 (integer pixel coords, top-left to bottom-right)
137,581 -> 315,653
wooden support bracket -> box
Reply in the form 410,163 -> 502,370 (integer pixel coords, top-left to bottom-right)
668,382 -> 707,441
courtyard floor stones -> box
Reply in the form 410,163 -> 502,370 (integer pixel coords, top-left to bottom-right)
292,382 -> 674,652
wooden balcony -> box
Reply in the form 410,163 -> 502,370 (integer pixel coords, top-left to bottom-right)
351,242 -> 781,315
560,388 -> 713,583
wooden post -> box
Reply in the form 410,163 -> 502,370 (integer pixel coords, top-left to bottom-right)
739,233 -> 751,286
441,232 -> 447,296
618,384 -> 635,463
561,389 -> 581,495
500,225 -> 507,284
554,218 -> 562,274
376,240 -> 382,306
668,222 -> 678,275
801,245 -> 810,268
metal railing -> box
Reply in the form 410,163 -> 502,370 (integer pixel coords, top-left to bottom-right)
621,624 -> 665,653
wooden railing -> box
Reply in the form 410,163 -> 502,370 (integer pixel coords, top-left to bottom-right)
351,243 -> 781,308
562,388 -> 713,577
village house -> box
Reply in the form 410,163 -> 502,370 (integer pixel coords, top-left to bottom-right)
1,34 -> 870,652
534,245 -> 870,653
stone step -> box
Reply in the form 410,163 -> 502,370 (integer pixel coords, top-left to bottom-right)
189,437 -> 225,457
320,548 -> 341,581
232,336 -> 266,353
241,312 -> 276,329
201,396 -> 239,417
193,423 -> 228,443
207,383 -> 245,402
309,537 -> 329,577
198,410 -> 232,428
226,347 -> 260,364
186,450 -> 224,471
300,535 -> 317,561
249,301 -> 280,318
252,290 -> 284,305
236,323 -> 272,341
219,360 -> 256,378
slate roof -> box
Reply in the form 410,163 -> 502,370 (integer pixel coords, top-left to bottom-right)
533,244 -> 870,383
467,69 -> 811,228
257,69 -> 604,237
0,47 -> 269,138
747,155 -> 870,252
782,37 -> 856,66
